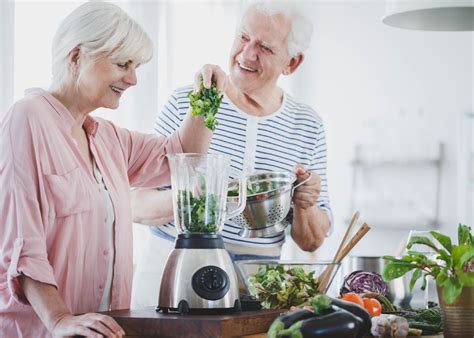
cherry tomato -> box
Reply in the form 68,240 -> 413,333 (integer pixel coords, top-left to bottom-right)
363,298 -> 382,317
340,292 -> 364,308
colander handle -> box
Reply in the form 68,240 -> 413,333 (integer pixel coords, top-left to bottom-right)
226,174 -> 247,219
291,172 -> 312,196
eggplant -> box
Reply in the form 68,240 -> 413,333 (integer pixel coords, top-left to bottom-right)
268,309 -> 317,338
331,298 -> 372,336
279,310 -> 360,338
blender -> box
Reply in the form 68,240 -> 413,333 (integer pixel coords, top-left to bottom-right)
157,153 -> 246,314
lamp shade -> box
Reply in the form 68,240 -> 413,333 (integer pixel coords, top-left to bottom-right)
383,0 -> 474,31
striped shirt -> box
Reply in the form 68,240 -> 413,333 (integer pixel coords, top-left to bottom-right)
151,85 -> 331,252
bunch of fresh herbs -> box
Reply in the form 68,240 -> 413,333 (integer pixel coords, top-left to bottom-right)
383,224 -> 474,304
247,264 -> 320,309
188,79 -> 223,131
177,190 -> 220,233
401,307 -> 443,335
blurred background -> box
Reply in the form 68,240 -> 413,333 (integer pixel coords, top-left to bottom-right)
0,0 -> 472,263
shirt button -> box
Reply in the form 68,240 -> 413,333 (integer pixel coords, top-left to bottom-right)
99,283 -> 104,289
103,249 -> 108,255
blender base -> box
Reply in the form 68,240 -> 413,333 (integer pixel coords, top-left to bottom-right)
158,234 -> 241,314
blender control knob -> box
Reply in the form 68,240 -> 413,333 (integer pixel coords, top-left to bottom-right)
192,265 -> 230,300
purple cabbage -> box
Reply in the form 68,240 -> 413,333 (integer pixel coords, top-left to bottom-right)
340,270 -> 388,296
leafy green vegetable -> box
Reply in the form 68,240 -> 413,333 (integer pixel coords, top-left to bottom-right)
177,190 -> 220,233
188,79 -> 223,131
310,294 -> 332,315
459,224 -> 473,246
228,180 -> 287,197
383,224 -> 474,305
246,264 -> 320,309
399,307 -> 443,334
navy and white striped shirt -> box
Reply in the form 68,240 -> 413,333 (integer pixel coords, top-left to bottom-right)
151,85 -> 331,251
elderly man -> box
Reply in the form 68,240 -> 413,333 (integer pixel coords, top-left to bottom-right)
131,1 -> 332,308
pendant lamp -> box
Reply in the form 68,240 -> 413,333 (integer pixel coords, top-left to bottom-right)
383,0 -> 474,31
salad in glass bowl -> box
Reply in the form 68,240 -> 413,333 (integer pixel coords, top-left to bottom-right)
235,260 -> 341,309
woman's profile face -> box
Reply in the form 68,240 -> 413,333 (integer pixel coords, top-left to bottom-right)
78,57 -> 140,110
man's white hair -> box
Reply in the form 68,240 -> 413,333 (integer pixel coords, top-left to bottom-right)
239,0 -> 313,56
50,1 -> 153,91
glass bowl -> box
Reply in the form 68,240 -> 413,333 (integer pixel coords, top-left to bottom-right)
235,260 -> 341,309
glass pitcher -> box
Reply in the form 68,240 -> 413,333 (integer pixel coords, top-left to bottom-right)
167,153 -> 246,234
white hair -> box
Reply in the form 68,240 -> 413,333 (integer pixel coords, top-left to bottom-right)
239,0 -> 313,56
50,1 -> 153,91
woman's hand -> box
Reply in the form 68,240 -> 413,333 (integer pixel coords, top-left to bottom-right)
51,312 -> 125,338
194,64 -> 227,93
20,276 -> 124,338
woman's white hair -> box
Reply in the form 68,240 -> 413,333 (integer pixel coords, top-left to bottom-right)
50,1 -> 153,91
240,0 -> 313,57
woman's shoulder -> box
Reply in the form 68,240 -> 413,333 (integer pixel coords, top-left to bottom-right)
4,89 -> 54,128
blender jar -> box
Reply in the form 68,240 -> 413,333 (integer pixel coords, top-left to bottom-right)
167,153 -> 245,234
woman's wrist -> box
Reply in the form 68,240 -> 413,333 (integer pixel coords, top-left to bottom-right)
48,310 -> 72,333
20,275 -> 73,333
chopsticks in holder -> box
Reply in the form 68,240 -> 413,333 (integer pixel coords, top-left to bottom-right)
316,212 -> 359,293
317,220 -> 371,294
334,211 -> 359,262
337,223 -> 371,262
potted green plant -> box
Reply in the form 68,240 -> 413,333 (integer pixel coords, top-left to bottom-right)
382,224 -> 473,337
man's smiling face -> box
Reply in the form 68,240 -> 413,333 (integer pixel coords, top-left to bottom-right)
228,10 -> 292,96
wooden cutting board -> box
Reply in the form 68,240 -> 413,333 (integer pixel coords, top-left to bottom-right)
102,307 -> 282,338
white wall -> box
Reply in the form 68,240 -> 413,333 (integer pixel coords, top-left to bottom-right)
281,1 -> 473,260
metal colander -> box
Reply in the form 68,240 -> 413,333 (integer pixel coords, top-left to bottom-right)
228,171 -> 311,238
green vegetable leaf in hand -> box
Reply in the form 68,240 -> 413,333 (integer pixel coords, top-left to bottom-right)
188,79 -> 223,131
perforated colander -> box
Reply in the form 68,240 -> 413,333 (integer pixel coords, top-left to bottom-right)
227,171 -> 311,238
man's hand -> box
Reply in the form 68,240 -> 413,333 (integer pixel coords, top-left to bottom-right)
51,313 -> 125,338
194,64 -> 227,93
290,164 -> 328,251
292,164 -> 321,210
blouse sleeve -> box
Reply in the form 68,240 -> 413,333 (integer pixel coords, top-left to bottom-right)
111,123 -> 184,188
0,101 -> 57,305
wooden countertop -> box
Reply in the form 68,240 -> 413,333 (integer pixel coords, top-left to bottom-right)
102,307 -> 444,338
102,307 -> 282,338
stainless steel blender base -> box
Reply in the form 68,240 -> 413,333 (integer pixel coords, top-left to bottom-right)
158,235 -> 241,314
238,220 -> 289,238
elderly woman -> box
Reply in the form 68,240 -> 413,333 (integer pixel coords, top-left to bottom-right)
0,2 -> 213,337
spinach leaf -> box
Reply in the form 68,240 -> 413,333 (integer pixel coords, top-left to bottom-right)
188,79 -> 223,131
177,190 -> 220,233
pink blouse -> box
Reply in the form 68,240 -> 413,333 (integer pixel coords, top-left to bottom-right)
0,88 -> 183,337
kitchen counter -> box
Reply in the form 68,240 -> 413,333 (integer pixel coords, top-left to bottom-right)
102,307 -> 445,338
102,307 -> 282,338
